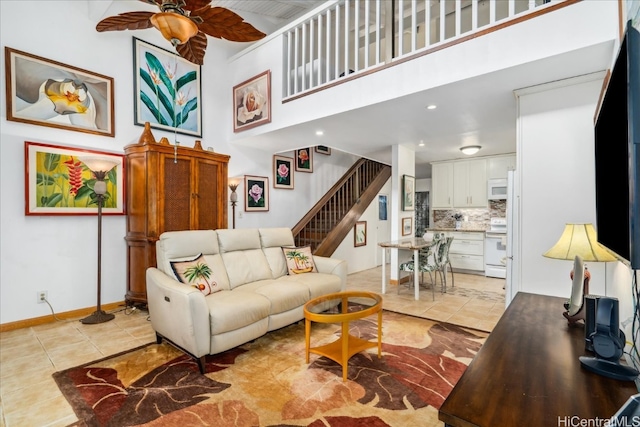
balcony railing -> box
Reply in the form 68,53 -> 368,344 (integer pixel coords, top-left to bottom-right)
283,0 -> 561,99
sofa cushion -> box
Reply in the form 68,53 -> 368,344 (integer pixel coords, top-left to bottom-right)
281,273 -> 342,299
156,230 -> 220,276
238,279 -> 310,315
282,246 -> 317,275
217,229 -> 273,288
259,228 -> 295,278
170,254 -> 221,295
205,291 -> 271,335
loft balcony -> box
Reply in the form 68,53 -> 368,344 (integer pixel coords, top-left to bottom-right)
228,0 -> 618,170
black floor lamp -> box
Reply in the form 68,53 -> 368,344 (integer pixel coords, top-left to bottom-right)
79,157 -> 119,324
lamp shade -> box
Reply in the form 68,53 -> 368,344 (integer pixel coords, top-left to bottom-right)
150,12 -> 199,45
543,223 -> 617,262
79,157 -> 119,174
460,145 -> 481,155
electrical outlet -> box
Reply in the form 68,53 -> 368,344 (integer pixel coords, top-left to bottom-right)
37,290 -> 47,304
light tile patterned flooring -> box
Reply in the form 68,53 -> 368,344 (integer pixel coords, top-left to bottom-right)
0,266 -> 505,427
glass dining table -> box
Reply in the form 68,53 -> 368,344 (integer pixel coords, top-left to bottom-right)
378,237 -> 436,300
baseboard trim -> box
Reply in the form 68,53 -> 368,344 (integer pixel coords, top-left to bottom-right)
0,301 -> 126,332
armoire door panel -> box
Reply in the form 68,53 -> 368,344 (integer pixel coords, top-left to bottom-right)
162,156 -> 192,232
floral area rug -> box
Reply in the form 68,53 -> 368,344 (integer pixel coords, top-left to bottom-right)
53,310 -> 487,427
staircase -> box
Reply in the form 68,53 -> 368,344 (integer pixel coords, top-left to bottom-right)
292,158 -> 391,257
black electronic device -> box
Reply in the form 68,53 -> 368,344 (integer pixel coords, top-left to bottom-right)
584,294 -> 600,352
579,297 -> 639,382
594,21 -> 640,268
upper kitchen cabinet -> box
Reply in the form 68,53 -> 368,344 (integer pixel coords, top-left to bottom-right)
453,159 -> 487,208
432,162 -> 454,208
487,154 -> 516,179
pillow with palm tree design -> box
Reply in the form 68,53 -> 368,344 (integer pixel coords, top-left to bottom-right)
282,246 -> 317,275
170,253 -> 220,295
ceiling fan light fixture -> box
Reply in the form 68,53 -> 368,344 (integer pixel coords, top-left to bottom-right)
150,12 -> 198,46
460,145 -> 481,155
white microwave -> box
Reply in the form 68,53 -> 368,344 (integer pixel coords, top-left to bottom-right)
488,178 -> 508,200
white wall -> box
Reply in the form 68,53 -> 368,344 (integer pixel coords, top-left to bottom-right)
515,74 -> 634,322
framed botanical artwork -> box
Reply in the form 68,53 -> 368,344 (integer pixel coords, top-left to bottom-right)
273,155 -> 294,189
244,175 -> 269,212
5,47 -> 115,137
233,70 -> 271,132
402,174 -> 415,211
315,145 -> 331,155
402,217 -> 412,236
354,221 -> 367,247
133,37 -> 202,137
295,148 -> 313,172
378,194 -> 388,220
24,141 -> 125,215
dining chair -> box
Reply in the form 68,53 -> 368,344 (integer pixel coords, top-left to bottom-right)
398,237 -> 443,300
438,237 -> 455,291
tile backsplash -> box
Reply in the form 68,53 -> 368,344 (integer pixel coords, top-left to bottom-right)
432,200 -> 507,230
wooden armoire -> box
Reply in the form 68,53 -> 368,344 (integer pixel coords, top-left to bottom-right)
124,122 -> 229,305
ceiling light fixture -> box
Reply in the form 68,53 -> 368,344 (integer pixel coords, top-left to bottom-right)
426,104 -> 437,110
316,130 -> 324,136
418,140 -> 425,147
460,145 -> 481,155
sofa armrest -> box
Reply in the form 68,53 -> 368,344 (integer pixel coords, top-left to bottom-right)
146,267 -> 211,358
313,256 -> 348,291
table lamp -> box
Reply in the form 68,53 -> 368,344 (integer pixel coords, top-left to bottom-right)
543,223 -> 617,324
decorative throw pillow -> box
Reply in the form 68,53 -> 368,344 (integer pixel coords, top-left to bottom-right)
170,253 -> 220,295
282,246 -> 317,275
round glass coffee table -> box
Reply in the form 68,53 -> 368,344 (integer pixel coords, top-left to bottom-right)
303,291 -> 383,381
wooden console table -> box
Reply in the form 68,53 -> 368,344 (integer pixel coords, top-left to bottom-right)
439,292 -> 637,426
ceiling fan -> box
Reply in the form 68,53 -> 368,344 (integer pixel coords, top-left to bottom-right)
96,0 -> 266,65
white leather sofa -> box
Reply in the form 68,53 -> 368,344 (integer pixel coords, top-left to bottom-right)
146,227 -> 347,373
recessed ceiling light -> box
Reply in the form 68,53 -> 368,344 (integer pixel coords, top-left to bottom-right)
315,130 -> 324,136
418,140 -> 425,147
426,104 -> 437,110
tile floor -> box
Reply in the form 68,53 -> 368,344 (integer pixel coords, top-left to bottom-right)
0,266 -> 505,427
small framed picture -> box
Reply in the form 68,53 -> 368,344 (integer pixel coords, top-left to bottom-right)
402,217 -> 412,236
402,175 -> 415,211
295,148 -> 313,172
273,155 -> 294,189
233,70 -> 271,132
378,194 -> 388,220
315,145 -> 331,155
244,175 -> 269,212
354,221 -> 367,247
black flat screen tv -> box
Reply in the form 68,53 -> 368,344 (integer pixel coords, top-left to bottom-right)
594,21 -> 640,269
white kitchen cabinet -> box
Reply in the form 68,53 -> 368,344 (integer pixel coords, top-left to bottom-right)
431,162 -> 454,208
446,231 -> 485,272
453,159 -> 487,208
488,154 -> 516,179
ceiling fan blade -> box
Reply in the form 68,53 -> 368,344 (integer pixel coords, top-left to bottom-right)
182,0 -> 212,12
96,11 -> 155,32
175,31 -> 207,65
192,7 -> 266,42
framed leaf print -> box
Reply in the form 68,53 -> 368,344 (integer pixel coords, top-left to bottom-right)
402,175 -> 415,211
273,155 -> 294,189
25,141 -> 125,215
244,175 -> 269,212
295,148 -> 313,172
5,47 -> 115,137
133,37 -> 202,137
402,217 -> 412,236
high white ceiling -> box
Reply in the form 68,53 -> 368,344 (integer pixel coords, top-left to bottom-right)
96,1 -> 614,179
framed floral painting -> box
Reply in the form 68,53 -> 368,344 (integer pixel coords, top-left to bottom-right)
244,175 -> 269,212
233,70 -> 271,132
133,37 -> 202,137
402,174 -> 415,211
295,148 -> 313,172
5,47 -> 115,137
24,141 -> 125,215
273,155 -> 294,189
315,145 -> 331,155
